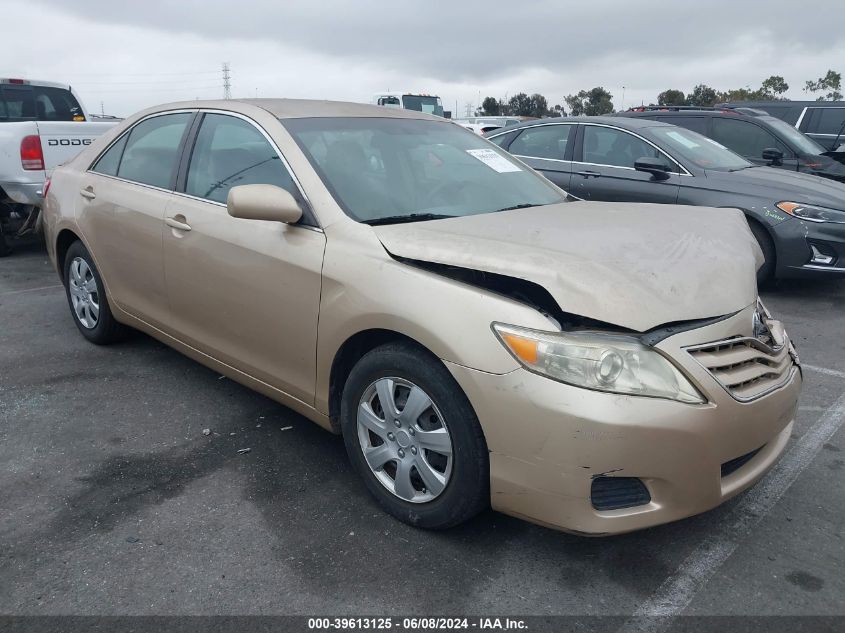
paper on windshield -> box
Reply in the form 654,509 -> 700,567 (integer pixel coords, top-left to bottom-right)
666,131 -> 701,149
466,148 -> 522,173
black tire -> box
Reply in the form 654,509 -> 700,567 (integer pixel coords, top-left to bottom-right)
0,230 -> 9,257
748,220 -> 776,285
340,342 -> 489,529
63,240 -> 127,344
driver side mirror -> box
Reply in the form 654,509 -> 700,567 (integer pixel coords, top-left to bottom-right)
634,157 -> 672,180
227,184 -> 303,224
762,147 -> 784,166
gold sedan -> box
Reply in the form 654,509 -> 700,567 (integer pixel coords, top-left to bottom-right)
42,99 -> 801,534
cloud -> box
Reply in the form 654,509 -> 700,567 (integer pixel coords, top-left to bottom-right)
2,0 -> 844,116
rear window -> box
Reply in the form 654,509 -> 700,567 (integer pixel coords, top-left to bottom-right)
0,84 -> 85,122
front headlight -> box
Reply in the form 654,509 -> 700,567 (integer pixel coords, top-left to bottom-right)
776,201 -> 845,224
493,323 -> 704,404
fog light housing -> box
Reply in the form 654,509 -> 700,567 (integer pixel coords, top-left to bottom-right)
590,476 -> 651,511
808,241 -> 836,266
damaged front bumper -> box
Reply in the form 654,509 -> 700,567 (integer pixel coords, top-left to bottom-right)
444,306 -> 802,535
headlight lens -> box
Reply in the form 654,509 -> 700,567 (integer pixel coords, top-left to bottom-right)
776,201 -> 845,224
493,323 -> 704,404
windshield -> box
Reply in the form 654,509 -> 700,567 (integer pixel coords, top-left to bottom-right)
763,117 -> 826,155
282,117 -> 565,224
650,126 -> 752,172
402,95 -> 444,117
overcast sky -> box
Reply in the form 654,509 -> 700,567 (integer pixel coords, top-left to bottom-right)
2,0 -> 844,117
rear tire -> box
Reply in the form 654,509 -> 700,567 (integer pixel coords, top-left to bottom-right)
748,220 -> 775,285
340,342 -> 489,529
63,240 -> 127,344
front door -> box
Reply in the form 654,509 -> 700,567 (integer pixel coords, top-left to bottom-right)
162,113 -> 325,404
571,124 -> 681,203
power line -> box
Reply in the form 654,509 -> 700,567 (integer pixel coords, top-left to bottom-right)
222,62 -> 231,100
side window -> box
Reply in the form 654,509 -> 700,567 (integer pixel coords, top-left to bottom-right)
810,108 -> 845,135
117,113 -> 192,189
91,134 -> 129,176
582,126 -> 664,169
657,116 -> 708,136
711,118 -> 784,158
487,132 -> 513,148
186,114 -> 296,204
508,125 -> 572,160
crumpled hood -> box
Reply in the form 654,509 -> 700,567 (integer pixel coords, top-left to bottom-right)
374,202 -> 761,332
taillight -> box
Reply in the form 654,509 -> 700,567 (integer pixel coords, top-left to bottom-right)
20,135 -> 45,171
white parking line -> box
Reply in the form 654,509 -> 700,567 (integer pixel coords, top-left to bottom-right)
803,364 -> 845,380
618,388 -> 845,633
0,284 -> 62,297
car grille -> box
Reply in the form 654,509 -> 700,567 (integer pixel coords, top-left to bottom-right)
590,476 -> 651,511
721,445 -> 764,477
687,335 -> 796,401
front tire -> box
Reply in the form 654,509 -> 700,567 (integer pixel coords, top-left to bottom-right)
749,220 -> 776,284
63,240 -> 126,344
340,342 -> 489,529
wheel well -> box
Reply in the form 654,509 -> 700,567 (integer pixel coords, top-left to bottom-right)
328,329 -> 435,431
744,214 -> 776,263
55,229 -> 81,282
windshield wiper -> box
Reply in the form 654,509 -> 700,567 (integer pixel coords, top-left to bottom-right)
361,213 -> 456,226
493,203 -> 540,212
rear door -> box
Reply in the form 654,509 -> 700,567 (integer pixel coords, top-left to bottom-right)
163,112 -> 325,403
710,117 -> 797,170
505,123 -> 575,192
78,111 -> 195,329
571,124 -> 681,203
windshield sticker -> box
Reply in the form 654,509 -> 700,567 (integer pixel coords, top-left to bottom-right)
466,148 -> 522,173
666,131 -> 701,149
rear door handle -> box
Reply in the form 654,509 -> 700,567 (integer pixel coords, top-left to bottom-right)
165,216 -> 192,232
80,187 -> 96,199
575,170 -> 601,179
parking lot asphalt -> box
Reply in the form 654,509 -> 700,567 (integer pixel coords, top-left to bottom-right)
1,240 -> 844,626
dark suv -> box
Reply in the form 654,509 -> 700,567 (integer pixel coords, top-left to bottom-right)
617,106 -> 845,183
718,101 -> 845,152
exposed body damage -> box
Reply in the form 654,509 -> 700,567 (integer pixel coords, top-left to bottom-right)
374,202 -> 762,332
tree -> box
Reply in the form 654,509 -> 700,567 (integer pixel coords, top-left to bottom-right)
549,104 -> 566,118
805,70 -> 843,101
507,92 -> 534,116
564,87 -> 614,116
686,84 -> 718,107
760,75 -> 789,99
480,96 -> 500,116
718,87 -> 763,102
527,93 -> 549,118
657,89 -> 686,106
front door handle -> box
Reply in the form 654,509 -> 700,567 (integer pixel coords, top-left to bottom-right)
80,187 -> 96,199
165,216 -> 192,232
575,170 -> 601,179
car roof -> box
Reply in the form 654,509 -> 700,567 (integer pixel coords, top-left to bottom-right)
0,78 -> 71,90
619,109 -> 778,121
489,115 -> 674,135
141,98 -> 443,121
720,100 -> 845,108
